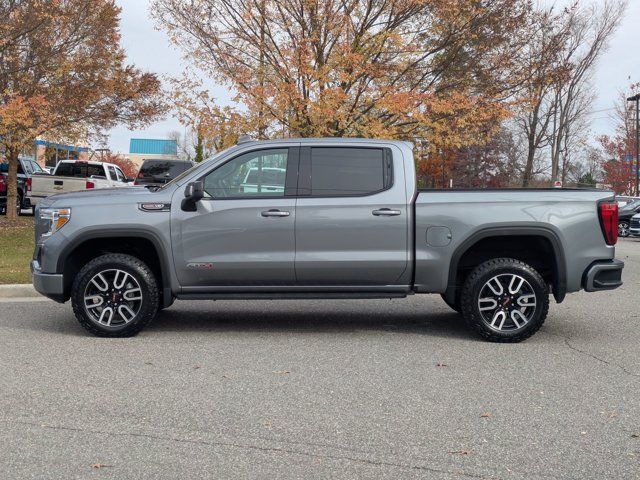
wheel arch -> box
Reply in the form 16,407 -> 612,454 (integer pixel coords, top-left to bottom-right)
445,227 -> 567,304
58,229 -> 173,307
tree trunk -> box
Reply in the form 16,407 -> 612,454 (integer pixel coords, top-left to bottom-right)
5,147 -> 19,220
194,127 -> 204,163
550,94 -> 560,183
522,136 -> 536,187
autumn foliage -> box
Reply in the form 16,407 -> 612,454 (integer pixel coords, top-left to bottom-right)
0,0 -> 163,219
154,0 -> 527,149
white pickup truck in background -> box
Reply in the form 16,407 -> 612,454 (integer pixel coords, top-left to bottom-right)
27,160 -> 131,206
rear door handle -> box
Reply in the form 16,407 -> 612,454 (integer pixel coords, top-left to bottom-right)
261,209 -> 290,217
372,208 -> 401,216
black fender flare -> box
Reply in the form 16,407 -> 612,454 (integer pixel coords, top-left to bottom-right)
57,228 -> 174,307
445,226 -> 567,304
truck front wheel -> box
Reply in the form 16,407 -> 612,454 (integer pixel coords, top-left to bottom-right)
71,254 -> 159,337
460,258 -> 549,343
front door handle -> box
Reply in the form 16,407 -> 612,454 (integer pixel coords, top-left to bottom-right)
261,209 -> 290,217
372,208 -> 401,216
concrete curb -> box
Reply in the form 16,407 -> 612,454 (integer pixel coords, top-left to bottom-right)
0,284 -> 41,299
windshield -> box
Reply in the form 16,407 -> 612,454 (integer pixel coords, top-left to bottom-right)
159,149 -> 228,189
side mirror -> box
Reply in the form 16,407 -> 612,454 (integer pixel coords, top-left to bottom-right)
181,181 -> 204,211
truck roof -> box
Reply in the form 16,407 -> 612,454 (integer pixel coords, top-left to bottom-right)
56,160 -> 118,168
236,137 -> 414,149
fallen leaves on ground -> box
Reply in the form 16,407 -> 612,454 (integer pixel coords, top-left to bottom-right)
449,450 -> 472,455
90,463 -> 111,469
273,370 -> 290,374
480,412 -> 492,418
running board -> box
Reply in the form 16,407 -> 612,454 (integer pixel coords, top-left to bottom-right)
176,292 -> 409,301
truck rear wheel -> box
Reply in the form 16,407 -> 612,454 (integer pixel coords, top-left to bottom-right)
460,258 -> 549,343
71,253 -> 159,337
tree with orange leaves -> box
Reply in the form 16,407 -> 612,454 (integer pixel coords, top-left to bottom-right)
153,0 -> 528,154
169,76 -> 247,162
0,0 -> 164,219
597,84 -> 640,195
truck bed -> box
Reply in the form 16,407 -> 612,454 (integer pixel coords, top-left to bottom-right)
413,188 -> 616,296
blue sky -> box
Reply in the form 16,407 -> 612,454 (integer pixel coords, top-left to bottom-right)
106,0 -> 640,153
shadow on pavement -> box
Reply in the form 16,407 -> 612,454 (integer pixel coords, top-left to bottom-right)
146,305 -> 477,341
13,301 -> 479,341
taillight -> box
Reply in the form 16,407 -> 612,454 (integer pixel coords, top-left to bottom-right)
26,177 -> 32,192
0,176 -> 6,194
86,180 -> 95,189
599,202 -> 618,246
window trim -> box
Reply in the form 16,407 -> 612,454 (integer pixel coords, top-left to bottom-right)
297,146 -> 394,198
197,146 -> 300,201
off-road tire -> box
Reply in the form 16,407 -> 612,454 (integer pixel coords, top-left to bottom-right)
460,258 -> 549,343
71,254 -> 159,337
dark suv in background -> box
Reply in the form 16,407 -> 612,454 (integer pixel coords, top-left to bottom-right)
617,199 -> 640,237
134,159 -> 193,189
0,157 -> 48,215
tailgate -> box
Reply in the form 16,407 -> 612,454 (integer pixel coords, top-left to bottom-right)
30,176 -> 87,197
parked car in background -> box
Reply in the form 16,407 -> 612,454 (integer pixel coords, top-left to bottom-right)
617,199 -> 640,237
239,167 -> 286,194
0,157 -> 48,215
27,160 -> 130,207
615,196 -> 640,208
32,138 -> 623,342
629,213 -> 640,237
134,159 -> 194,189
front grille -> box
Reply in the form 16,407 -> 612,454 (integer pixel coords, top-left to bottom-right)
631,218 -> 640,228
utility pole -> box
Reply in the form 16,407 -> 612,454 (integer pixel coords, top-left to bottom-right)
627,93 -> 640,196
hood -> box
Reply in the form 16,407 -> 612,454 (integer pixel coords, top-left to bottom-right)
42,186 -> 173,208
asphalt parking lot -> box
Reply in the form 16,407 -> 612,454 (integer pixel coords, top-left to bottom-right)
0,241 -> 639,479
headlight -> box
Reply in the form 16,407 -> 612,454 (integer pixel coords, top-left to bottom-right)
39,207 -> 71,237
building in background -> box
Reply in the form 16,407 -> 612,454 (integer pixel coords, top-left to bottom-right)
36,140 -> 91,168
128,138 -> 178,167
4,140 -> 91,168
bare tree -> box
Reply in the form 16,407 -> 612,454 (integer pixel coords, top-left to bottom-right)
514,4 -> 573,186
549,0 -> 626,184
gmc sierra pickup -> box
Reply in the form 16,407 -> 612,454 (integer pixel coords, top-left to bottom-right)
31,138 -> 624,342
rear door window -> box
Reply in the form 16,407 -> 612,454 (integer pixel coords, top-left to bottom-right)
305,147 -> 391,196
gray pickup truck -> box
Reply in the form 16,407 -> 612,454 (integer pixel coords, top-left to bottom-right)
31,138 -> 624,342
